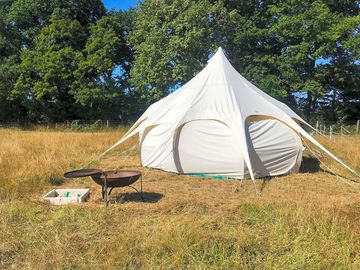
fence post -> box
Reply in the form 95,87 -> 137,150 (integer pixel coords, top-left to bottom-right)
316,121 -> 319,131
341,126 -> 343,136
106,120 -> 109,129
330,125 -> 332,139
357,120 -> 359,134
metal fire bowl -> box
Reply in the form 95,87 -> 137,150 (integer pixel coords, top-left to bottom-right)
91,170 -> 141,188
64,169 -> 102,178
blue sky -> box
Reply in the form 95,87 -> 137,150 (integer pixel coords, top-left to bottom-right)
103,0 -> 138,10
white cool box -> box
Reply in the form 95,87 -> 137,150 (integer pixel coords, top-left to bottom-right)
43,189 -> 90,205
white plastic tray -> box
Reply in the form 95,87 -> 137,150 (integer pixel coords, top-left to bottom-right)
43,188 -> 90,205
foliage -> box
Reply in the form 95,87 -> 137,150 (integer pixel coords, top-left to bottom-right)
0,1 -> 23,121
12,19 -> 86,122
0,0 -> 359,123
129,0 -> 360,122
1,0 -> 134,122
71,11 -> 135,120
70,120 -> 82,131
129,0 -> 230,104
88,119 -> 102,130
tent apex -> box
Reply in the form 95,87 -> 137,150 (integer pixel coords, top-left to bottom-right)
208,46 -> 226,63
216,46 -> 225,55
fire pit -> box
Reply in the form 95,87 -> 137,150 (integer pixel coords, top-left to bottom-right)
64,169 -> 142,206
92,170 -> 142,206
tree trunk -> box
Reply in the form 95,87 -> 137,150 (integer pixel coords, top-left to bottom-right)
306,91 -> 313,121
331,89 -> 337,122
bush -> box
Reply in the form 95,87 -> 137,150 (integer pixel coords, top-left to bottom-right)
70,120 -> 82,131
87,120 -> 102,131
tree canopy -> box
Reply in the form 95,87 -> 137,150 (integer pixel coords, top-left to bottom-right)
129,0 -> 360,122
0,0 -> 359,124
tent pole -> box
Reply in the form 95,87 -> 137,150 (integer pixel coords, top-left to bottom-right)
236,121 -> 260,196
291,119 -> 360,177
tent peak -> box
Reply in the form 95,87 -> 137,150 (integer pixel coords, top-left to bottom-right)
215,46 -> 225,57
208,47 -> 227,63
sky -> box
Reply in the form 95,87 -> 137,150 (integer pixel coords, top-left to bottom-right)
103,0 -> 138,10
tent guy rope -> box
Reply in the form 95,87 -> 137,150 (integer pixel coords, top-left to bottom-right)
302,138 -> 360,188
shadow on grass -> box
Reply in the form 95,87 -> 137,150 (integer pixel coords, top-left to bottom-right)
255,156 -> 358,193
260,177 -> 271,192
299,156 -> 321,173
259,157 -> 321,192
299,157 -> 355,180
114,192 -> 163,204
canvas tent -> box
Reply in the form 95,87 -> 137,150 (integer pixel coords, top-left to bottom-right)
103,47 -> 357,186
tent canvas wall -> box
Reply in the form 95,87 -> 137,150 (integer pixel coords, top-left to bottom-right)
103,47 -> 357,185
140,118 -> 303,179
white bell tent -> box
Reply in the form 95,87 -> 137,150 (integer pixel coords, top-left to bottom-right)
103,47 -> 357,185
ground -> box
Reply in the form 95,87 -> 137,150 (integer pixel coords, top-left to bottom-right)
0,128 -> 359,269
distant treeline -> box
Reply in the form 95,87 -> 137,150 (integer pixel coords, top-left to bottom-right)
0,0 -> 359,124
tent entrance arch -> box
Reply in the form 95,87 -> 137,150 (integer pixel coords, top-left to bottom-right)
173,119 -> 244,176
244,118 -> 302,178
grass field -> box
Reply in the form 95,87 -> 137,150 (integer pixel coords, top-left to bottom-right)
0,128 -> 360,269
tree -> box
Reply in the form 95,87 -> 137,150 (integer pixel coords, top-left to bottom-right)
129,0 -> 230,104
1,0 -> 358,123
260,0 -> 360,122
72,11 -> 134,120
7,0 -> 106,45
129,0 -> 359,122
12,19 -> 86,122
2,0 -> 107,122
0,0 -> 24,121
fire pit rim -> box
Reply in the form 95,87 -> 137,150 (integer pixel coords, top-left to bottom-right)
63,168 -> 103,178
91,169 -> 142,187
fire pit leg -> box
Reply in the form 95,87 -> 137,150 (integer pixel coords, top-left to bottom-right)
104,174 -> 109,207
101,186 -> 105,199
140,175 -> 143,200
108,187 -> 114,196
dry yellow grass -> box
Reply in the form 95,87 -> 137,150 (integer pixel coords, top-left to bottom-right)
0,128 -> 359,269
0,128 -> 133,199
316,135 -> 360,172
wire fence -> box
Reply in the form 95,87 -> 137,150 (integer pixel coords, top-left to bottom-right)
0,119 -> 359,136
0,120 -> 130,131
312,120 -> 360,138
